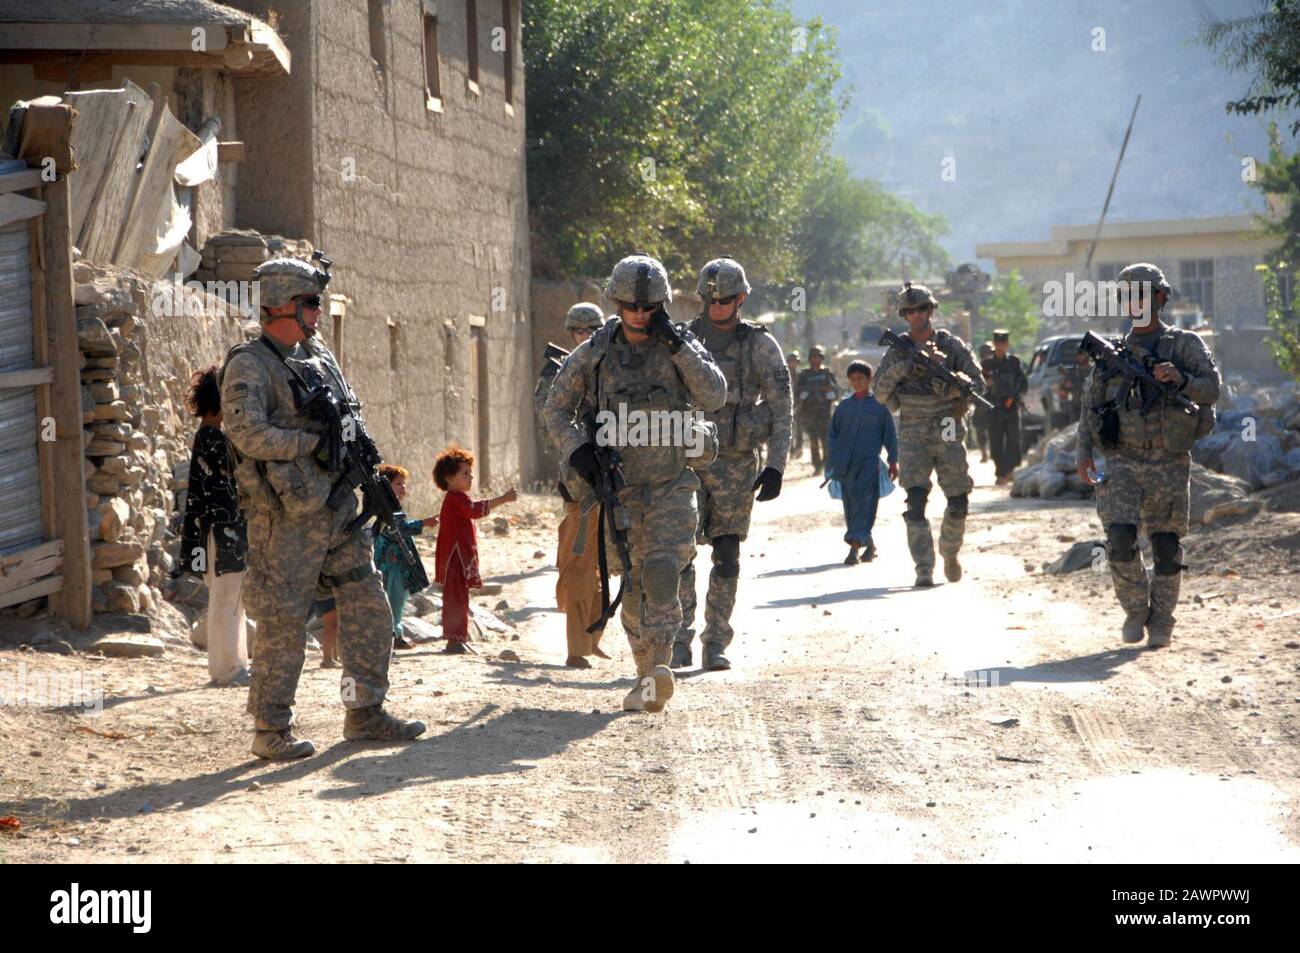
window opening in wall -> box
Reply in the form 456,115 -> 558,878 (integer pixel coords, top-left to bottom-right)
423,3 -> 442,108
502,0 -> 515,105
466,0 -> 480,88
1178,259 -> 1214,317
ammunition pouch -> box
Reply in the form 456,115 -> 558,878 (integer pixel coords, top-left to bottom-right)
732,401 -> 773,453
264,456 -> 334,517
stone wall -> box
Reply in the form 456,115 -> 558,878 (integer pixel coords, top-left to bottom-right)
73,260 -> 251,616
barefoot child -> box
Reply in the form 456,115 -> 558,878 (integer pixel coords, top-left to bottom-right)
374,464 -> 439,649
432,446 -> 516,654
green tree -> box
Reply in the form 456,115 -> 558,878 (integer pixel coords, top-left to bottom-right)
524,0 -> 844,283
1259,263 -> 1300,380
1198,0 -> 1300,137
983,270 -> 1039,352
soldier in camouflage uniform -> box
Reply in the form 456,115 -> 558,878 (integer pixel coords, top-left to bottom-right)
873,282 -> 985,587
672,258 -> 793,671
796,346 -> 838,472
970,341 -> 994,462
534,303 -> 610,668
543,255 -> 726,712
221,257 -> 425,760
1077,263 -> 1221,647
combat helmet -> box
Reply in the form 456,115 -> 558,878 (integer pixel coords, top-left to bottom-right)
897,281 -> 938,314
564,302 -> 605,331
605,254 -> 672,307
809,345 -> 825,359
697,257 -> 751,301
1117,262 -> 1171,309
253,252 -> 331,335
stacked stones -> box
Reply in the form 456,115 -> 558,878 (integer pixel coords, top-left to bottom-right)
72,259 -> 249,617
193,229 -> 314,287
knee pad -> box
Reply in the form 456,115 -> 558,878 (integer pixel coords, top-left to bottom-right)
904,486 -> 929,522
1105,523 -> 1139,562
945,493 -> 969,519
710,534 -> 741,578
640,552 -> 680,605
1150,532 -> 1184,575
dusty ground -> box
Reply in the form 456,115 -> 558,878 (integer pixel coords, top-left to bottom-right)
2,451 -> 1299,863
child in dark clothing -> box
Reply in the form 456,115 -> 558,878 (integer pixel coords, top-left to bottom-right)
432,446 -> 515,654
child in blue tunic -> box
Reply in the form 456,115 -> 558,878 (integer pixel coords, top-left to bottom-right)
374,464 -> 439,648
826,361 -> 898,564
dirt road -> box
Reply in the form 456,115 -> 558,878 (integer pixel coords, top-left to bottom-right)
3,452 -> 1299,863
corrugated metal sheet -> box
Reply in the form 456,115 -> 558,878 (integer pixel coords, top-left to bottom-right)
0,220 -> 42,555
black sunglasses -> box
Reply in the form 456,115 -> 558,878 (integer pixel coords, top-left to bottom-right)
296,295 -> 323,309
709,294 -> 739,306
617,300 -> 662,313
900,304 -> 933,316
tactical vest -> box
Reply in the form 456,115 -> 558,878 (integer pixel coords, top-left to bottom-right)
219,336 -> 340,516
798,367 -> 838,417
587,319 -> 713,487
1092,328 -> 1215,456
983,354 -> 1024,404
688,317 -> 774,454
889,329 -> 971,421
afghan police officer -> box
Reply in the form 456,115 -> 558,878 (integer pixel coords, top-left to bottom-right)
786,349 -> 803,459
543,254 -> 726,711
981,329 -> 1029,485
221,257 -> 425,759
796,346 -> 838,473
1077,263 -> 1220,647
971,341 -> 994,462
535,303 -> 611,668
672,258 -> 793,671
1059,345 -> 1092,426
874,282 -> 985,587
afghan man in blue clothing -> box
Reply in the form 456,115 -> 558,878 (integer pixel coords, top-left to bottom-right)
826,361 -> 899,565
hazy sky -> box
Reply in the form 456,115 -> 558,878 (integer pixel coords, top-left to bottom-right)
791,0 -> 1298,265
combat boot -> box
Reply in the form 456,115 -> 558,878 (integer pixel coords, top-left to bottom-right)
915,571 -> 935,587
623,653 -> 651,711
643,665 -> 675,713
906,518 -> 935,586
251,728 -> 315,761
702,642 -> 731,671
343,705 -> 426,741
1121,610 -> 1147,644
943,553 -> 962,582
670,641 -> 692,669
1147,572 -> 1180,649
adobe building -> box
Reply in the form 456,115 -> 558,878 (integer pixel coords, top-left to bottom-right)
0,0 -> 531,624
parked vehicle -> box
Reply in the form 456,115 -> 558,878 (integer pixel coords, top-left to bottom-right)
1022,334 -> 1084,437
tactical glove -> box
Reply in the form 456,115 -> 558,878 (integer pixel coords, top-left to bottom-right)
752,466 -> 783,502
569,443 -> 602,488
647,307 -> 685,354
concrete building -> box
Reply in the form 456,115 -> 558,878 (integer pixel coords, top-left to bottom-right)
976,213 -> 1287,331
1,0 -> 532,516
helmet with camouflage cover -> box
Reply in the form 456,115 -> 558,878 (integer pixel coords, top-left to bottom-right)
696,257 -> 751,300
787,348 -> 801,362
896,281 -> 938,314
564,302 -> 605,331
253,256 -> 330,316
1117,262 -> 1171,308
604,253 -> 673,307
809,345 -> 825,359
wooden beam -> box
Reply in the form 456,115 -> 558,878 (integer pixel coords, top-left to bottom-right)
217,141 -> 246,163
0,574 -> 63,611
0,367 -> 54,389
0,23 -> 231,52
30,218 -> 56,545
39,175 -> 92,629
34,60 -> 113,84
0,192 -> 47,228
0,539 -> 63,599
0,167 -> 44,195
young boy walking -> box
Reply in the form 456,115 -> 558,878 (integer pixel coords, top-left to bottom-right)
826,361 -> 898,564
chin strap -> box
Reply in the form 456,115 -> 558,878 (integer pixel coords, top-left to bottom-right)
294,298 -> 316,339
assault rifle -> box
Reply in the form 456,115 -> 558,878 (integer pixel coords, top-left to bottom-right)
879,329 -> 993,410
1079,330 -> 1199,417
579,408 -> 633,634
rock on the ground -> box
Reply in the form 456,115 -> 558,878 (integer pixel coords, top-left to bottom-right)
1046,540 -> 1106,574
407,590 -> 442,617
1203,498 -> 1263,524
401,617 -> 441,643
1257,477 -> 1300,513
1189,464 -> 1252,525
94,635 -> 165,658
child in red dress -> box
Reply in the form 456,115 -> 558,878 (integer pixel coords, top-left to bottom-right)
432,446 -> 516,655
